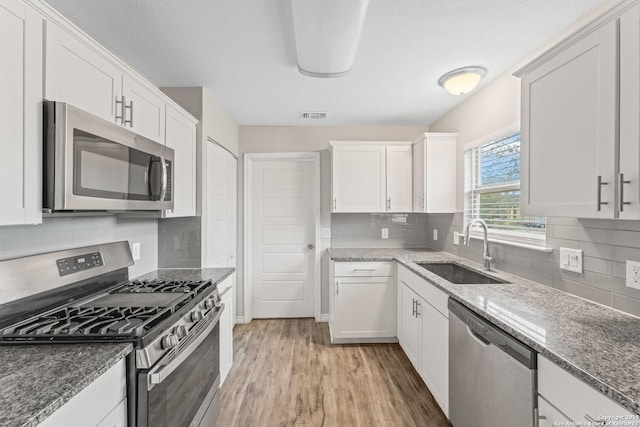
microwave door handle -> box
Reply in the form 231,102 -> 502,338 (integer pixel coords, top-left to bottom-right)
159,156 -> 167,202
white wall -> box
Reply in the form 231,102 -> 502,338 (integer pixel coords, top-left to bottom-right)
237,125 -> 430,320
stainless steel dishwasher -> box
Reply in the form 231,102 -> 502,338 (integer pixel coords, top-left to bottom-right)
449,299 -> 537,427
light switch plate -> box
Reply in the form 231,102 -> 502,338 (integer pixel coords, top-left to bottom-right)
381,228 -> 389,239
453,232 -> 460,246
559,247 -> 582,273
626,260 -> 640,290
320,228 -> 331,239
433,229 -> 438,241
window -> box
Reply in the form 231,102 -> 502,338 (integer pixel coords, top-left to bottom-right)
464,132 -> 546,245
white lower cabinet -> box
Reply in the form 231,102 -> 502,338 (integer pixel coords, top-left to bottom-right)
537,355 -> 637,425
219,276 -> 234,385
397,264 -> 449,417
330,262 -> 396,343
39,358 -> 127,427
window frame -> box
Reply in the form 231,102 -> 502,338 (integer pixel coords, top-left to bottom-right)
463,127 -> 547,248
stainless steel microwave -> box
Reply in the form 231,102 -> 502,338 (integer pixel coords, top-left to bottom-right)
43,101 -> 174,212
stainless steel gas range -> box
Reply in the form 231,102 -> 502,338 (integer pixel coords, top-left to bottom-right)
0,241 -> 224,427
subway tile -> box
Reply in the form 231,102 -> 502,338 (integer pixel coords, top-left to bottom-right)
611,293 -> 640,318
610,230 -> 640,249
513,265 -> 553,287
579,241 -> 616,260
546,217 -> 580,227
551,276 -> 612,306
582,256 -> 612,276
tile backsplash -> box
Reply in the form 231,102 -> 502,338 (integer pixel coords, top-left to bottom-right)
427,212 -> 640,317
0,216 -> 158,278
331,213 -> 430,248
158,217 -> 202,268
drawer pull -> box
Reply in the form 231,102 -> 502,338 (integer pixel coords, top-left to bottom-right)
597,175 -> 609,211
353,269 -> 376,272
584,414 -> 604,425
619,173 -> 631,212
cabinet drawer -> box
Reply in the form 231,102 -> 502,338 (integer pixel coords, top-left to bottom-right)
334,261 -> 394,277
538,355 -> 635,423
397,264 -> 448,317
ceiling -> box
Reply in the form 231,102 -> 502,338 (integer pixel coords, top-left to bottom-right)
46,0 -> 605,126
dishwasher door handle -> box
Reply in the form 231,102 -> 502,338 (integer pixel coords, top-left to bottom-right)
467,325 -> 491,346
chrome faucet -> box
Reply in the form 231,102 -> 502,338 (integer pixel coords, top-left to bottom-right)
463,219 -> 493,270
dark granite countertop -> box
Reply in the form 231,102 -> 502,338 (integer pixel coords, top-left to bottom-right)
134,267 -> 235,285
329,248 -> 640,415
0,267 -> 234,427
0,343 -> 132,427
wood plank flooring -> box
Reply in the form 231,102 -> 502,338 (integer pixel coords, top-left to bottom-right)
217,319 -> 451,427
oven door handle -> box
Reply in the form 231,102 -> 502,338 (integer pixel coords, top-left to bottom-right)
148,305 -> 224,389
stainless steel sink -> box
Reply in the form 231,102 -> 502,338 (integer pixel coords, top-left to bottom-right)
415,262 -> 510,284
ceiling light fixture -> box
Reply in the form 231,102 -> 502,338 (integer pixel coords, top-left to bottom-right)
291,0 -> 370,78
438,66 -> 487,95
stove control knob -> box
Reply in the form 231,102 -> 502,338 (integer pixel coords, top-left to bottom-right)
161,334 -> 179,350
204,298 -> 214,310
175,325 -> 188,339
190,310 -> 203,322
213,293 -> 222,308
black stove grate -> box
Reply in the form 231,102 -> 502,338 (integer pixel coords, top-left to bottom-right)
115,279 -> 211,294
2,305 -> 172,337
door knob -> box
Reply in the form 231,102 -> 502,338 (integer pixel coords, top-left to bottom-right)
308,244 -> 314,249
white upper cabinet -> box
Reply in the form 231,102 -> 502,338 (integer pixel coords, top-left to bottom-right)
45,20 -> 123,124
412,133 -> 457,213
619,4 -> 640,219
386,145 -> 413,212
0,1 -> 42,225
331,143 -> 387,212
330,141 -> 413,213
164,105 -> 197,217
517,2 -> 640,219
122,74 -> 166,143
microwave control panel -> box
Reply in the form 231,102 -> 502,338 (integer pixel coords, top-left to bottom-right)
56,252 -> 103,276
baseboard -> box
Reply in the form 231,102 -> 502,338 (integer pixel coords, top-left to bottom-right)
316,314 -> 330,322
235,316 -> 249,324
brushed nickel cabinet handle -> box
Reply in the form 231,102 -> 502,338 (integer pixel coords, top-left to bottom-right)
115,96 -> 124,124
335,280 -> 339,295
333,198 -> 336,210
619,173 -> 631,212
597,175 -> 609,211
387,197 -> 391,210
412,298 -> 416,317
124,100 -> 133,127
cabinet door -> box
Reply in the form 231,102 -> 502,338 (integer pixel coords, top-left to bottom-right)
0,1 -> 42,225
398,281 -> 420,368
413,140 -> 426,212
425,135 -> 456,213
45,21 -> 123,123
332,145 -> 386,212
419,299 -> 449,416
96,398 -> 127,427
164,105 -> 196,217
520,19 -> 617,218
386,145 -> 413,212
619,4 -> 640,219
333,277 -> 395,340
219,284 -> 234,385
537,396 -> 570,427
122,74 -> 166,143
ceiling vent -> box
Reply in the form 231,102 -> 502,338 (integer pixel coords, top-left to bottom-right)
301,112 -> 328,119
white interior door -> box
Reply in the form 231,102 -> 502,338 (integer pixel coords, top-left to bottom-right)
248,156 -> 317,318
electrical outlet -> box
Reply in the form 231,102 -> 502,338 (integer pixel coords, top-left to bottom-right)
453,232 -> 460,246
433,229 -> 438,241
559,247 -> 582,273
132,242 -> 141,261
381,228 -> 389,239
626,260 -> 640,290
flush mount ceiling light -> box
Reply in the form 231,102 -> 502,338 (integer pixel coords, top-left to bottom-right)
291,0 -> 370,78
438,66 -> 487,95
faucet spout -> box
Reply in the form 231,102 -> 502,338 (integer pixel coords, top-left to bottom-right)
463,219 -> 493,270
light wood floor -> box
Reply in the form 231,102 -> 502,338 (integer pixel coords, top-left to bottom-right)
218,318 -> 451,427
